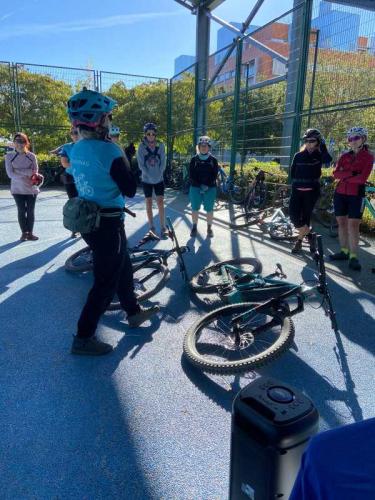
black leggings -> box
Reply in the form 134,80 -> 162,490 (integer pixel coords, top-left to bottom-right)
77,218 -> 140,338
62,172 -> 78,199
289,188 -> 319,229
13,194 -> 37,233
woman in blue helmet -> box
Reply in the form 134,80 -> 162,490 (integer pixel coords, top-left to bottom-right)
66,88 -> 159,356
137,122 -> 167,237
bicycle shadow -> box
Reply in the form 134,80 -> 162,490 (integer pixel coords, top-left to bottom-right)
0,238 -> 77,295
181,349 -> 360,428
0,265 -> 157,498
100,309 -> 162,367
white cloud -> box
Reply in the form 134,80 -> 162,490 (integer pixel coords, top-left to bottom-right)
0,11 -> 183,40
0,11 -> 17,21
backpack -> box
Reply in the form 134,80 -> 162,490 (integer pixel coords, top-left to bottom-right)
144,144 -> 161,167
63,197 -> 101,234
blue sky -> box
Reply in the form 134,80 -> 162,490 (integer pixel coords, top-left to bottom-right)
0,0 -> 294,78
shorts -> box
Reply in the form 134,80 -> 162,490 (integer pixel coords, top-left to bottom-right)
334,191 -> 365,219
142,181 -> 165,198
189,186 -> 216,212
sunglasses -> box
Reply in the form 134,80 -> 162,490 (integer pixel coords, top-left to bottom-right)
304,139 -> 317,144
348,135 -> 362,142
14,139 -> 26,144
71,131 -> 79,136
146,132 -> 156,136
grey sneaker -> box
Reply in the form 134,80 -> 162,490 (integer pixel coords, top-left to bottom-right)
128,305 -> 160,328
71,336 -> 113,356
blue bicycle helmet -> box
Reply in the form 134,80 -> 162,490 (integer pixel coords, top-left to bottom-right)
144,122 -> 157,133
67,88 -> 117,128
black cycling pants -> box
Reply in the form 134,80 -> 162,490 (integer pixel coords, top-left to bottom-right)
13,194 -> 37,233
289,188 -> 319,229
62,172 -> 78,199
77,218 -> 140,338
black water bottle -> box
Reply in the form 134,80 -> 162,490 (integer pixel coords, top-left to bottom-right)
229,376 -> 319,500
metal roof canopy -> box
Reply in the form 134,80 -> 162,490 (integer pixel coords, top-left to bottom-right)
173,0 -> 267,141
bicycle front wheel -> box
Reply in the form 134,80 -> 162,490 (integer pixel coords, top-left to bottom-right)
190,257 -> 262,294
108,261 -> 170,310
183,302 -> 294,374
65,246 -> 93,273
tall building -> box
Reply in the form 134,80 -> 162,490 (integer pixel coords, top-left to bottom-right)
174,55 -> 196,77
311,0 -> 361,52
216,23 -> 260,64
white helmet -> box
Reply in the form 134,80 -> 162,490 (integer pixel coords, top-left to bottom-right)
346,126 -> 368,138
109,125 -> 120,137
198,135 -> 212,146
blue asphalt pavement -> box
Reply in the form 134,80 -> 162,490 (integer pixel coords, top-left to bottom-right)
0,187 -> 374,499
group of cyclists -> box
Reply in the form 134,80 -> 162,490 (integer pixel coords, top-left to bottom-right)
4,87 -> 373,355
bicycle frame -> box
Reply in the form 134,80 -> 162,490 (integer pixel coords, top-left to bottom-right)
214,234 -> 338,332
217,167 -> 233,194
364,186 -> 375,218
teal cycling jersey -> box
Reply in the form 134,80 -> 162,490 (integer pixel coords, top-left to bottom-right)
67,139 -> 125,209
61,142 -> 75,160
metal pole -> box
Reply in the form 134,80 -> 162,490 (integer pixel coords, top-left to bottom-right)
290,0 -> 313,169
167,79 -> 173,169
241,62 -> 250,171
13,64 -> 22,131
193,4 -> 210,145
307,29 -> 320,128
230,38 -> 243,177
9,63 -> 18,133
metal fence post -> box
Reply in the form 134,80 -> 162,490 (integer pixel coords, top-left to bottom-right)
230,38 -> 243,177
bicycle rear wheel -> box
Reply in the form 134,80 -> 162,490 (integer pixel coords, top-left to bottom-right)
183,302 -> 294,374
230,211 -> 261,229
269,222 -> 294,240
108,261 -> 170,310
65,246 -> 93,273
190,257 -> 262,294
228,183 -> 246,204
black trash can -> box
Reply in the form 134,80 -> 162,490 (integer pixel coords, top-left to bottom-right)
229,376 -> 319,500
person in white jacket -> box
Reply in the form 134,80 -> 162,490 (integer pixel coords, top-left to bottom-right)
5,132 -> 41,241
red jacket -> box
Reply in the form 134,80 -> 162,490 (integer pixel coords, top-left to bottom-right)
334,147 -> 373,196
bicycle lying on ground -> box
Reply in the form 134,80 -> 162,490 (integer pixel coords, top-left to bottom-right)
65,215 -> 189,310
231,201 -> 295,240
183,233 -> 337,374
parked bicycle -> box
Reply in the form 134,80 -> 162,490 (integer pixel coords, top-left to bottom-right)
312,177 -> 338,237
183,233 -> 337,374
216,165 -> 246,204
65,216 -> 189,310
165,162 -> 190,194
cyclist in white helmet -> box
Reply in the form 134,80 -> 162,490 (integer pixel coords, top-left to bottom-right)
330,126 -> 373,271
188,135 -> 219,237
109,125 -> 121,144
